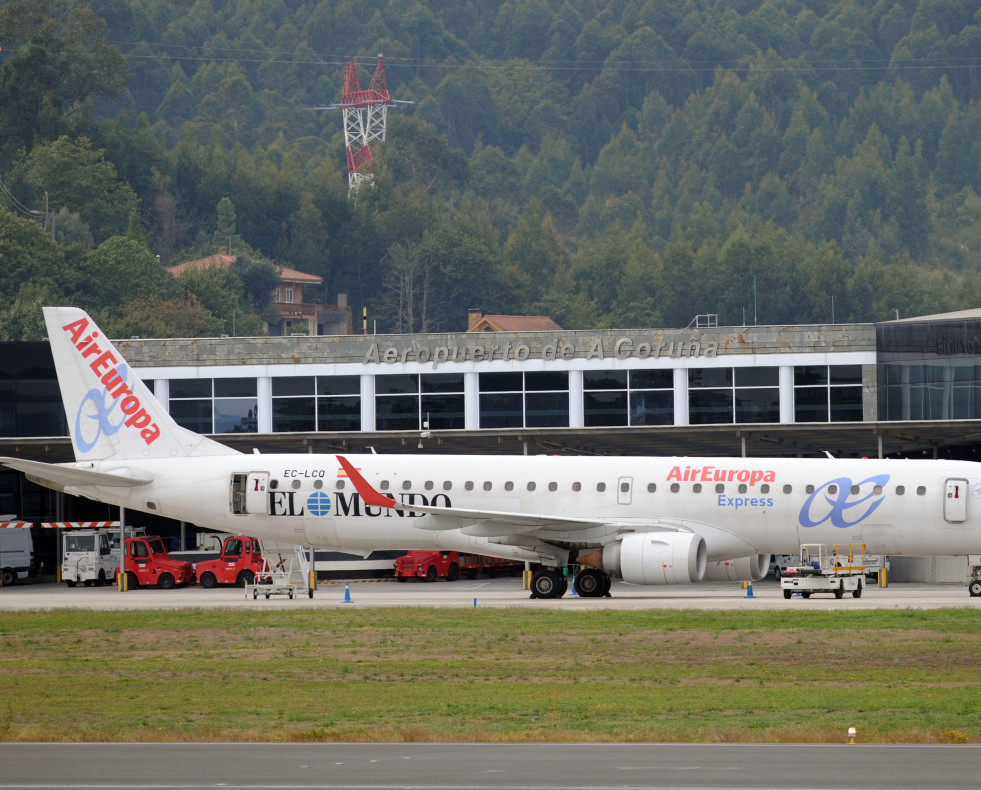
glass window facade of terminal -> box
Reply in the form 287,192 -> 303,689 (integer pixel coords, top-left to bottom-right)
170,378 -> 258,434
480,372 -> 569,428
794,365 -> 863,422
583,370 -> 673,426
376,373 -> 465,430
272,376 -> 361,432
878,320 -> 981,420
689,367 -> 781,424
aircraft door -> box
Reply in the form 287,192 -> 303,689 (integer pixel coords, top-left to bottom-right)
618,477 -> 633,505
944,478 -> 968,523
245,472 -> 270,515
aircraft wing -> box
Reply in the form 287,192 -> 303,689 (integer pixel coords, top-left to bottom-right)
0,457 -> 152,489
337,455 -> 617,537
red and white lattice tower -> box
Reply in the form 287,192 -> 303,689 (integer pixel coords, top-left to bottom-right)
321,55 -> 410,198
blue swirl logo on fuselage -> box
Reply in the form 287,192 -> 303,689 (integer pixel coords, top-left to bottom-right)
75,363 -> 131,453
799,474 -> 890,528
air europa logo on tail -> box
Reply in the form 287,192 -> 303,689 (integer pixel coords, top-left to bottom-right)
667,465 -> 776,486
63,318 -> 161,448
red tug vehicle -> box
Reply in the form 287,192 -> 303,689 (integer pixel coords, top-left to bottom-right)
394,550 -> 519,582
194,535 -> 265,588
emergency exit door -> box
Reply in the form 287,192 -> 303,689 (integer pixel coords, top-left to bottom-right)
944,478 -> 968,522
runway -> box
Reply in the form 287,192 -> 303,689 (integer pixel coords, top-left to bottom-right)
1,742 -> 980,789
0,575 -> 977,610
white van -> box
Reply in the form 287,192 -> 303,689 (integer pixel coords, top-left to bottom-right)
0,520 -> 34,586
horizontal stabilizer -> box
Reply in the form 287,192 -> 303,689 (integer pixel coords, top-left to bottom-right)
0,457 -> 152,489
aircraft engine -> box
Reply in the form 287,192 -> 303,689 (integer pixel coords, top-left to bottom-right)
587,532 -> 707,585
702,553 -> 769,582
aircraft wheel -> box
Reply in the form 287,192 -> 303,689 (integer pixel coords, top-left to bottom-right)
968,580 -> 981,597
574,568 -> 604,598
446,563 -> 460,582
157,573 -> 175,590
834,587 -> 844,599
783,589 -> 792,599
530,569 -> 563,599
200,572 -> 218,589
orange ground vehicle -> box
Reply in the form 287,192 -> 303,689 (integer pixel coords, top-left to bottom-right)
394,550 -> 519,582
194,535 -> 265,588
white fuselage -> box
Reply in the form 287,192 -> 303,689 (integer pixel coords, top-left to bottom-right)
69,454 -> 981,563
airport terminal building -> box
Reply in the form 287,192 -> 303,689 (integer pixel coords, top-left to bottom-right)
4,309 -> 981,581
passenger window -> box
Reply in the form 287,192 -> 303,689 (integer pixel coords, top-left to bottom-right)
805,485 -> 814,494
504,481 -> 514,491
597,482 -> 606,492
291,480 -> 301,489
527,482 -> 536,491
896,485 -> 905,495
443,481 -> 452,491
851,485 -> 859,494
314,479 -> 323,490
873,485 -> 882,495
270,479 -> 279,490
670,483 -> 680,493
548,482 -> 558,492
917,486 -> 926,496
402,480 -> 412,490
715,484 -> 725,493
483,481 -> 492,491
465,481 -> 474,491
647,483 -> 656,493
828,484 -> 837,494
783,484 -> 792,494
425,481 -> 434,491
760,484 -> 770,494
572,482 -> 581,492
380,480 -> 390,490
738,484 -> 747,494
693,483 -> 702,493
620,481 -> 629,493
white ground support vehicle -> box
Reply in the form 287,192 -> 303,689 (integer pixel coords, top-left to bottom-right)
780,543 -> 866,600
62,529 -> 120,587
0,520 -> 33,586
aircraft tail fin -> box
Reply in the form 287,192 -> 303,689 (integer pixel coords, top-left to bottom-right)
43,306 -> 238,462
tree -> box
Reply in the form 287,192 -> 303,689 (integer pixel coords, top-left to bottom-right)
232,256 -> 279,311
0,0 -> 127,149
18,136 -> 138,243
79,236 -> 177,310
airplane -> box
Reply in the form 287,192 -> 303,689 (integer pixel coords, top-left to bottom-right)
2,305 -> 981,598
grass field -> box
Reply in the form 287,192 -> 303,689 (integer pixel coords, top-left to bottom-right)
1,608 -> 979,743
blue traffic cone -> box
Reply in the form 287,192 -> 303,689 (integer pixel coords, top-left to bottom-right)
342,583 -> 353,603
745,580 -> 755,598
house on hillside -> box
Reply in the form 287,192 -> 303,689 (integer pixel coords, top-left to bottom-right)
466,310 -> 563,332
170,251 -> 352,336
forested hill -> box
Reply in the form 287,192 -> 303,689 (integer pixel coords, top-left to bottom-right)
2,0 -> 981,339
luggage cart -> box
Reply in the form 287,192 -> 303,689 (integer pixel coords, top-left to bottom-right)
246,556 -> 299,599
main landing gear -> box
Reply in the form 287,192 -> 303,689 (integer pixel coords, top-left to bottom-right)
530,567 -> 612,599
